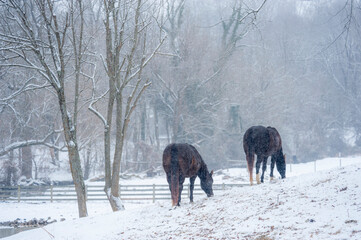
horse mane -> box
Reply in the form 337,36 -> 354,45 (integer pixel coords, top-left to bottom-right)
198,160 -> 210,180
275,147 -> 285,162
188,144 -> 210,180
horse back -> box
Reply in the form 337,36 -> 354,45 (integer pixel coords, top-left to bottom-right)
162,143 -> 201,177
243,126 -> 282,156
243,126 -> 270,154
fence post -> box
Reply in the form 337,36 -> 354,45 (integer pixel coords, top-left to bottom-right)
222,183 -> 225,190
152,184 -> 155,203
17,185 -> 20,203
339,152 -> 342,168
51,185 -> 53,203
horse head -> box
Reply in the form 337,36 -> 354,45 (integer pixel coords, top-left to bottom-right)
200,170 -> 214,197
276,153 -> 286,179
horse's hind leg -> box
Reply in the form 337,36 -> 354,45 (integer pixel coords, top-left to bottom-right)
255,155 -> 262,184
246,152 -> 255,185
270,156 -> 276,181
166,173 -> 171,191
177,175 -> 185,206
189,176 -> 196,203
261,157 -> 268,183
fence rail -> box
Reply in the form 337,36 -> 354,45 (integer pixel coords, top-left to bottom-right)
0,183 -> 247,203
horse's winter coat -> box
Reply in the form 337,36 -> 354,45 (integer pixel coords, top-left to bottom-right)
162,143 -> 213,206
243,126 -> 286,185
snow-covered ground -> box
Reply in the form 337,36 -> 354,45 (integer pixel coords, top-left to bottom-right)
1,156 -> 361,239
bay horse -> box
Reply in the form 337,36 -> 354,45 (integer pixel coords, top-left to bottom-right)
243,126 -> 286,185
162,143 -> 214,207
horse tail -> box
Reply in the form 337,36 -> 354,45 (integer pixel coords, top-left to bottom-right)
243,128 -> 255,185
170,144 -> 179,206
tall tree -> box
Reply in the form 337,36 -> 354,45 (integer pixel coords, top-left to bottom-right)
323,0 -> 361,146
89,0 -> 165,211
0,0 -> 90,217
151,0 -> 267,167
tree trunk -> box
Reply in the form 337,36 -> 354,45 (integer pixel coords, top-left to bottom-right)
68,146 -> 88,217
50,131 -> 60,166
141,103 -> 146,141
103,82 -> 116,210
5,150 -> 16,186
83,143 -> 92,180
21,146 -> 32,179
154,104 -> 160,150
58,90 -> 88,218
108,92 -> 125,211
133,124 -> 139,171
98,0 -> 162,212
33,158 -> 38,180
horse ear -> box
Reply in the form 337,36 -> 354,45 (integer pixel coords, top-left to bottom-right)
210,170 -> 214,176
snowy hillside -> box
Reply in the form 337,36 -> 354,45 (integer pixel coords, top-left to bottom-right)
3,163 -> 361,239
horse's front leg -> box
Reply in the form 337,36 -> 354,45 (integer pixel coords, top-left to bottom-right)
270,156 -> 276,181
261,157 -> 268,183
189,176 -> 196,203
177,175 -> 185,206
255,155 -> 262,184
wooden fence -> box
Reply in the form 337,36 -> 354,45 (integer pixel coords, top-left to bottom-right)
0,183 -> 247,203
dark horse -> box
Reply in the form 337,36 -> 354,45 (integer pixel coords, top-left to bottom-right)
162,143 -> 214,206
243,126 -> 286,185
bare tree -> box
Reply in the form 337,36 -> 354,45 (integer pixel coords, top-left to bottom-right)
0,0 -> 90,217
321,0 -> 361,146
89,0 -> 165,211
152,0 -> 267,160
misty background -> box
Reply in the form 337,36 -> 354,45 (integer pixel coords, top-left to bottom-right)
1,0 -> 360,186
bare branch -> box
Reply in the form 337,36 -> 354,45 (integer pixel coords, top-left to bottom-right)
0,131 -> 54,157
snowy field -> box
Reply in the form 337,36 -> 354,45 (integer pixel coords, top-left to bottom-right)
1,156 -> 361,239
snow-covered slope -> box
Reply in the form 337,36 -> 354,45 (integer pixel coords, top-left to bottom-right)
4,164 -> 361,240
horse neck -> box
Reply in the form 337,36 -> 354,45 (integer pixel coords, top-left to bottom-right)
274,147 -> 283,160
198,161 -> 209,180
